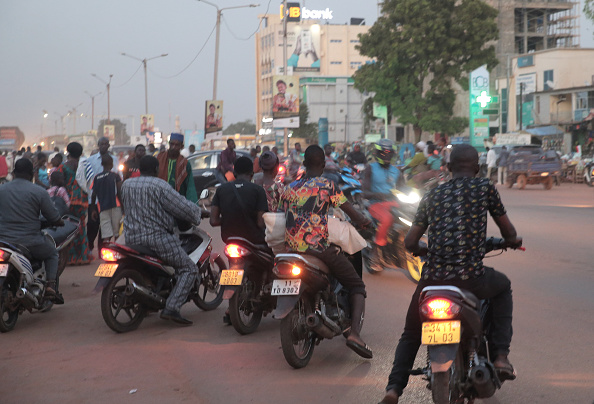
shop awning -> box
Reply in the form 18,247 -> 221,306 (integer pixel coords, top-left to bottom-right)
525,126 -> 564,136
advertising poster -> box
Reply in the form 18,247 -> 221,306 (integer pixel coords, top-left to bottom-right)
140,114 -> 154,135
286,24 -> 321,72
103,125 -> 115,141
272,75 -> 300,128
205,100 -> 223,134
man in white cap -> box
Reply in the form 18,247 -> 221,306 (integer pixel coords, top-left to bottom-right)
403,141 -> 428,186
157,133 -> 197,203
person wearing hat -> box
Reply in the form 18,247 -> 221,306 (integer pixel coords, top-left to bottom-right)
403,141 -> 428,186
253,150 -> 285,212
157,133 -> 197,203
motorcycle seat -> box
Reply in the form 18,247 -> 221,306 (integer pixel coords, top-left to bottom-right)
0,241 -> 34,262
128,244 -> 159,258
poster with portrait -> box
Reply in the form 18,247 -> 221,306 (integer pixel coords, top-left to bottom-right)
140,114 -> 154,136
272,75 -> 299,120
103,125 -> 115,141
204,100 -> 223,134
286,24 -> 321,72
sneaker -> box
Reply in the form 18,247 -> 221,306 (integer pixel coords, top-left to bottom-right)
160,308 -> 193,326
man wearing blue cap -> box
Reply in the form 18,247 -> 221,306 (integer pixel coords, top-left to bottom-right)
157,133 -> 197,203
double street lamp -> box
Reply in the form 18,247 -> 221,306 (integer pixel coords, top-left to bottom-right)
84,90 -> 102,131
196,0 -> 259,100
91,73 -> 113,124
121,52 -> 168,114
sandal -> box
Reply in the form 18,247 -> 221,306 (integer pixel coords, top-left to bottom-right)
346,339 -> 373,359
495,361 -> 517,381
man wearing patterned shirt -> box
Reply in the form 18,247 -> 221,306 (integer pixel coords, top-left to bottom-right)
121,155 -> 205,325
379,144 -> 522,404
279,145 -> 373,359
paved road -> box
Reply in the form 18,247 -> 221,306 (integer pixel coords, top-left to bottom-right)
1,183 -> 593,403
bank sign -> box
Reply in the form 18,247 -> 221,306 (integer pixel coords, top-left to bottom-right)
280,4 -> 334,21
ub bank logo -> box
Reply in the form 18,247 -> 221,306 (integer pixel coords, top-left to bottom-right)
302,7 -> 333,20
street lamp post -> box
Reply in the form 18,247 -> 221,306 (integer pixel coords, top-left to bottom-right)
121,53 -> 168,114
196,0 -> 259,100
85,90 -> 102,131
91,73 -> 113,124
67,102 -> 83,134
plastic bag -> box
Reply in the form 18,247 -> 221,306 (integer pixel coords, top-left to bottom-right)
263,212 -> 286,255
328,217 -> 367,255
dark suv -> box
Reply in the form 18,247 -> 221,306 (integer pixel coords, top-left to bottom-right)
188,149 -> 250,200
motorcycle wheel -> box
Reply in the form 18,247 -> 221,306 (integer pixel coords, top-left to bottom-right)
280,298 -> 315,369
229,278 -> 263,335
101,268 -> 148,333
431,348 -> 464,404
362,247 -> 382,275
0,275 -> 19,332
543,176 -> 553,190
193,256 -> 225,311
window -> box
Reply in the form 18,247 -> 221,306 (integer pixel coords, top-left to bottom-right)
190,154 -> 211,170
543,70 -> 554,90
577,92 -> 588,109
350,39 -> 360,43
330,61 -> 342,65
330,39 -> 342,43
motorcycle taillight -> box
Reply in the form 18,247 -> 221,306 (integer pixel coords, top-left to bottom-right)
100,248 -> 123,262
420,298 -> 461,320
0,249 -> 11,262
224,244 -> 250,258
273,262 -> 302,278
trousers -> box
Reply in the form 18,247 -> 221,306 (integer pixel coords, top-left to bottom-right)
386,267 -> 513,396
25,237 -> 59,282
368,201 -> 399,246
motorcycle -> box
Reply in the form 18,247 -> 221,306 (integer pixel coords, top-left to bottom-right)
220,237 -> 276,335
363,186 -> 426,282
272,252 -> 354,369
412,237 -> 524,404
0,215 -> 80,332
96,224 -> 226,333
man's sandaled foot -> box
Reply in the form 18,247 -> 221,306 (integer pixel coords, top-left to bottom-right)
494,357 -> 516,381
346,339 -> 373,359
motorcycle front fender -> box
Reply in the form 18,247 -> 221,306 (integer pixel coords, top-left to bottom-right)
428,343 -> 459,373
272,295 -> 299,320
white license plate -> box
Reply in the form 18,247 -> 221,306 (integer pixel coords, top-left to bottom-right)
94,264 -> 118,277
271,279 -> 301,296
0,263 -> 9,277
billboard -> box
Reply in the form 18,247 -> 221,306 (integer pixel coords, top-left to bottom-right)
103,125 -> 115,141
272,75 -> 300,128
140,114 -> 154,135
205,100 -> 223,135
286,24 -> 321,72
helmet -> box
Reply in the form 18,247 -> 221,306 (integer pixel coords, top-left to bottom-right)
374,139 -> 396,165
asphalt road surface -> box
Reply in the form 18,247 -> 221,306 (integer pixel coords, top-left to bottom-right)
1,183 -> 593,404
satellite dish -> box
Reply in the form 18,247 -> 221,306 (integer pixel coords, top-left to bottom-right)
546,80 -> 555,89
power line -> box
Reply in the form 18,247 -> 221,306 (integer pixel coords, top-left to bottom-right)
222,0 -> 273,41
112,63 -> 143,89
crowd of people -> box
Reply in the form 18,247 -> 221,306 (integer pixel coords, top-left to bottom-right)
0,134 -> 522,403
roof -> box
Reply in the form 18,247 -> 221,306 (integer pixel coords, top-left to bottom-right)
525,126 -> 564,136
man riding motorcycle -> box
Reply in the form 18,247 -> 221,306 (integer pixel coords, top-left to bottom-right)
362,139 -> 403,269
379,144 -> 522,404
0,159 -> 65,301
121,155 -> 207,326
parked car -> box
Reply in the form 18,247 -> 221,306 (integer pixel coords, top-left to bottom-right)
188,149 -> 250,203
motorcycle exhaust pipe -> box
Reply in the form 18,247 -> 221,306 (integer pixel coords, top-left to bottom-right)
305,313 -> 336,339
469,365 -> 497,398
125,281 -> 166,310
16,287 -> 38,308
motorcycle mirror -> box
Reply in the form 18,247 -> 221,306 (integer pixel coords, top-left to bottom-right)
199,189 -> 209,200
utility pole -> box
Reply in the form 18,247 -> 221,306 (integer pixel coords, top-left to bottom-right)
91,73 -> 113,124
283,0 -> 289,156
121,53 -> 168,114
85,91 -> 102,131
519,83 -> 524,131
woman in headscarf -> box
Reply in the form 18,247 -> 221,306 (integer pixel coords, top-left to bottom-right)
58,142 -> 91,265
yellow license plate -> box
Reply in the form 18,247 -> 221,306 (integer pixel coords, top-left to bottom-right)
422,321 -> 461,345
219,269 -> 244,286
94,263 -> 119,277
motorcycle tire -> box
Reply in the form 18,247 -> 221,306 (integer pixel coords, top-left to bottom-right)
430,348 -> 464,404
101,268 -> 148,333
229,278 -> 263,335
193,256 -> 225,311
0,275 -> 19,332
516,174 -> 527,190
362,247 -> 382,275
543,176 -> 553,190
280,298 -> 315,369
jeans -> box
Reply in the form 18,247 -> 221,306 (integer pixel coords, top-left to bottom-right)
26,238 -> 59,282
386,267 -> 512,396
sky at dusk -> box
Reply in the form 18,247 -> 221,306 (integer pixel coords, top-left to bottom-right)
1,0 -> 592,145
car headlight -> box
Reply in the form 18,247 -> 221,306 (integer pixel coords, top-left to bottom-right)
396,191 -> 421,204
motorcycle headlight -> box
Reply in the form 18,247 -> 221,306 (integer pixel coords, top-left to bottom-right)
397,191 -> 421,204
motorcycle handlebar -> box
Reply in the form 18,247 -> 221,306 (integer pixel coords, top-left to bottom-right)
486,237 -> 525,253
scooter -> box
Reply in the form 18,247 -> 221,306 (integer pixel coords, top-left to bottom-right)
0,215 -> 80,332
363,186 -> 426,282
584,160 -> 594,187
220,237 -> 276,335
412,237 -> 524,404
96,224 -> 226,333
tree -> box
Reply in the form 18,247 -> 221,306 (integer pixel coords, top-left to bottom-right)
291,103 -> 318,142
97,119 -> 128,145
354,0 -> 499,142
585,0 -> 594,24
223,119 -> 256,135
